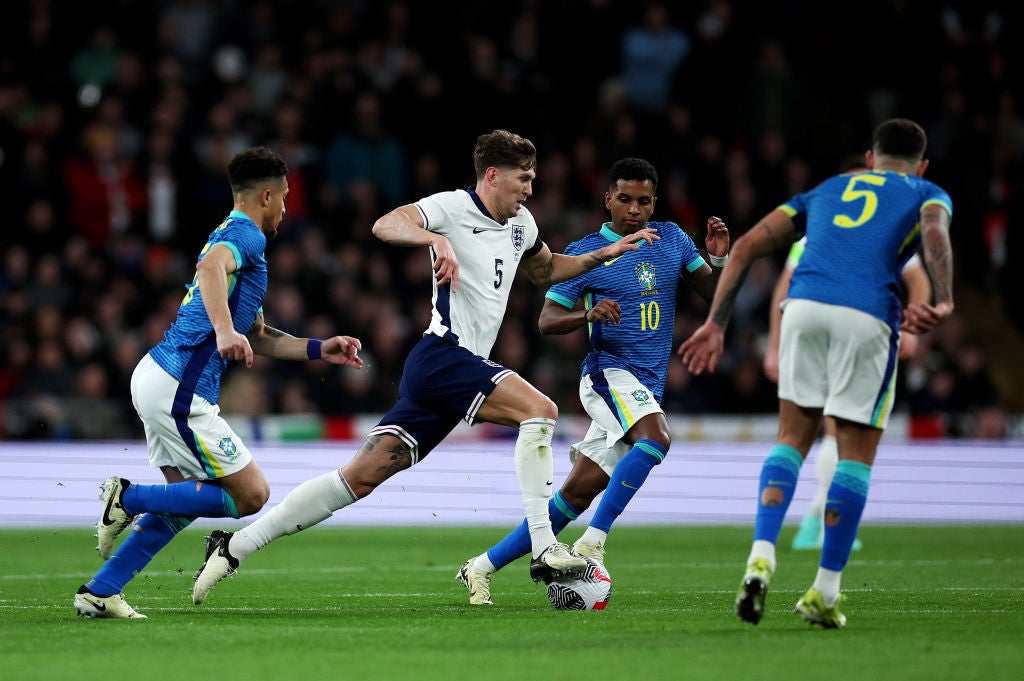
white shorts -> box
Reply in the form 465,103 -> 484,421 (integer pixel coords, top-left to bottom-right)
130,354 -> 253,479
568,368 -> 665,477
778,299 -> 899,429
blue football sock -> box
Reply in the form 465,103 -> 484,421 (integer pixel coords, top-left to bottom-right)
121,480 -> 240,518
752,444 -> 803,543
589,439 -> 666,533
86,513 -> 192,597
486,492 -> 579,570
821,460 -> 871,571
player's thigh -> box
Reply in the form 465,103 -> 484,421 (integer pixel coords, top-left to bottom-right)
368,397 -> 463,466
777,299 -> 830,409
400,335 -> 527,426
580,368 -> 666,449
132,359 -> 254,481
475,373 -> 556,427
823,307 -> 898,429
569,420 -> 632,478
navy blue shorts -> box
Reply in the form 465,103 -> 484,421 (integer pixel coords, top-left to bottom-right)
370,334 -> 516,463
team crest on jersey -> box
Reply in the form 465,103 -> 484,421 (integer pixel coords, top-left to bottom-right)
511,224 -> 525,251
218,437 -> 240,461
631,389 -> 652,405
635,262 -> 656,290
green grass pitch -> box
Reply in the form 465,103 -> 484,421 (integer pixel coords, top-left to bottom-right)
1,524 -> 1021,681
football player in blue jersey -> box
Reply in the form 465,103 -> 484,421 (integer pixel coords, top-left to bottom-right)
681,118 -> 955,628
457,157 -> 730,604
191,131 -> 660,606
74,147 -> 364,619
766,234 -> 931,552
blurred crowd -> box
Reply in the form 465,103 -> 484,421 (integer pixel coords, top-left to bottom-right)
0,0 -> 1018,440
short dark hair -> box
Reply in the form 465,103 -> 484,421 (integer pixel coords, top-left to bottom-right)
227,146 -> 289,194
473,129 -> 537,178
872,118 -> 927,161
608,157 -> 658,191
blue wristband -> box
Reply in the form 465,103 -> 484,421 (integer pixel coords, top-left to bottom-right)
306,339 -> 322,360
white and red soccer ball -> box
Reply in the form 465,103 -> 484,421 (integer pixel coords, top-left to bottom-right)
546,557 -> 612,611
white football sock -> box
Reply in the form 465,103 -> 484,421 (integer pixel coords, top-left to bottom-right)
513,417 -> 558,557
812,435 -> 839,538
579,527 -> 608,545
812,567 -> 842,606
230,469 -> 356,561
747,540 -> 777,574
472,554 -> 496,573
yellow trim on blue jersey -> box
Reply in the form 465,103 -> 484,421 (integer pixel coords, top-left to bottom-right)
898,223 -> 922,254
921,197 -> 953,218
778,203 -> 799,218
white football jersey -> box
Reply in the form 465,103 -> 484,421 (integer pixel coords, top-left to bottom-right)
414,188 -> 541,357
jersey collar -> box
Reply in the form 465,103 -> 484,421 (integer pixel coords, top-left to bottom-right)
228,209 -> 257,225
599,222 -> 621,242
467,187 -> 505,226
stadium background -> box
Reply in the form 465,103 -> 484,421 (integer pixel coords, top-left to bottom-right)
0,0 -> 1021,444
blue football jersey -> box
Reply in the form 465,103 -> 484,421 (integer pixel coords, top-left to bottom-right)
148,211 -> 269,404
783,170 -> 952,332
546,221 -> 705,401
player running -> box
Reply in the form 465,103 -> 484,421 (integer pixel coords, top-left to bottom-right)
192,131 -> 659,605
459,157 -> 729,604
680,118 -> 954,628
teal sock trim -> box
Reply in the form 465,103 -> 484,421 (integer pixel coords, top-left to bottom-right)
765,443 -> 803,477
834,460 -> 872,497
552,491 -> 579,521
635,439 -> 667,462
222,490 -> 240,519
159,513 -> 192,533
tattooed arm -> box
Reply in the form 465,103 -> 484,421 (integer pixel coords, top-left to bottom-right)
248,312 -> 363,367
520,228 -> 660,287
902,203 -> 955,333
678,209 -> 795,375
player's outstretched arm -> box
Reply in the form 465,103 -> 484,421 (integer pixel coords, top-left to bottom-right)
679,209 -> 793,375
247,313 -> 364,367
522,228 -> 659,287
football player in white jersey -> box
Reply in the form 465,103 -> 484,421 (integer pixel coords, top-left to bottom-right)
193,130 -> 658,604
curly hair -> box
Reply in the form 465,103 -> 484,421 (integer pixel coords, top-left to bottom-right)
608,157 -> 658,191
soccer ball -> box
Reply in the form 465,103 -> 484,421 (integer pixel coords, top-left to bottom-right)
546,557 -> 612,610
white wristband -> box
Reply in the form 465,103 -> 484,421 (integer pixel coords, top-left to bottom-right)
709,253 -> 729,268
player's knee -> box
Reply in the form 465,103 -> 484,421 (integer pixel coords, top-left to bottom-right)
651,432 -> 671,455
531,395 -> 558,421
635,426 -> 671,456
233,482 -> 271,516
